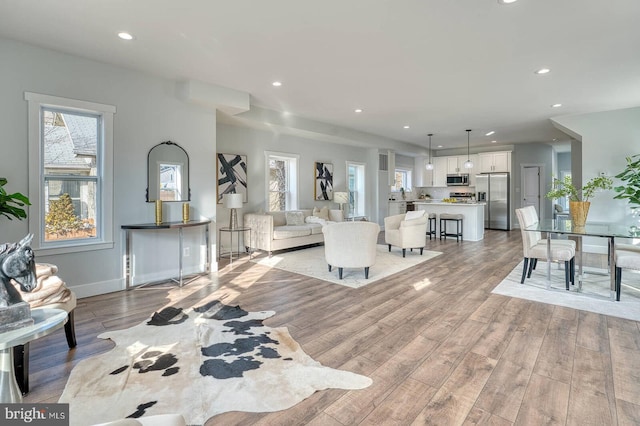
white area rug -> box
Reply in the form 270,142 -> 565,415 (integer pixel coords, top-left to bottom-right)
59,301 -> 372,426
251,245 -> 442,289
493,261 -> 640,321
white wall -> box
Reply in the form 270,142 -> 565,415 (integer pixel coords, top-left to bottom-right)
0,38 -> 218,296
553,106 -> 640,251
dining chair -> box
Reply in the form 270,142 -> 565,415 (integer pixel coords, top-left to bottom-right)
614,243 -> 640,301
516,206 -> 576,289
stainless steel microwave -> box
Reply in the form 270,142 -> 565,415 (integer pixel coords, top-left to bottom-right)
447,174 -> 470,186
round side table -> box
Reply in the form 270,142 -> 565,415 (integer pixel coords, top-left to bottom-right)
0,308 -> 67,403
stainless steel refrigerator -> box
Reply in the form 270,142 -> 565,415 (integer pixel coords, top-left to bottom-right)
476,173 -> 510,230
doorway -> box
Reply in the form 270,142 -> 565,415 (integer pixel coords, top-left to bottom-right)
521,165 -> 543,219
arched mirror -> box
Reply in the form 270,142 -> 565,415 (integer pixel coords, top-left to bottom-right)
146,141 -> 190,202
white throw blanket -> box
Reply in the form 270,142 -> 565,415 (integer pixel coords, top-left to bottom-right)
13,263 -> 72,307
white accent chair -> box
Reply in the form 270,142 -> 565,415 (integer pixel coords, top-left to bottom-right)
322,221 -> 380,279
384,211 -> 428,257
615,243 -> 640,301
516,206 -> 576,289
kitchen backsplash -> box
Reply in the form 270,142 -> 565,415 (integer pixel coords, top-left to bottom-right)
415,187 -> 476,200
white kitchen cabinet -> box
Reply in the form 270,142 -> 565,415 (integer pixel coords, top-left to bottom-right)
467,154 -> 479,186
388,201 -> 407,216
433,157 -> 448,187
479,151 -> 511,173
447,157 -> 461,174
414,156 -> 433,187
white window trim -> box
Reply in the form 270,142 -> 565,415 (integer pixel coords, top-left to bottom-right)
264,151 -> 299,212
25,92 -> 115,255
346,161 -> 366,217
392,167 -> 413,192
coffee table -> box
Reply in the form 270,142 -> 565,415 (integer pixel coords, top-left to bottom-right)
0,308 -> 67,402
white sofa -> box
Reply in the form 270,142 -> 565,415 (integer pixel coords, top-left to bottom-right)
244,209 -> 343,256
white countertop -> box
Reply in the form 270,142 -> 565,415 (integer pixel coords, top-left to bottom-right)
414,201 -> 484,206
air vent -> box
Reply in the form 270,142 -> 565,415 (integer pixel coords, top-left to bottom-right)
379,153 -> 388,171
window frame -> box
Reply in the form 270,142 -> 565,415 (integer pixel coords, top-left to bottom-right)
391,168 -> 413,192
26,92 -> 115,255
264,151 -> 299,212
346,161 -> 366,217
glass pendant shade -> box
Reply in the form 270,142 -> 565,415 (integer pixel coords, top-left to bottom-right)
425,133 -> 434,170
464,129 -> 473,168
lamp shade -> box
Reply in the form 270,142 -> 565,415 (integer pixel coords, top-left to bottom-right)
223,193 -> 243,209
334,192 -> 349,204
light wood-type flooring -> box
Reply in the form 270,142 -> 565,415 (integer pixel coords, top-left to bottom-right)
24,230 -> 640,425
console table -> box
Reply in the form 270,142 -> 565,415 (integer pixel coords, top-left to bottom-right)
122,219 -> 211,289
0,308 -> 67,403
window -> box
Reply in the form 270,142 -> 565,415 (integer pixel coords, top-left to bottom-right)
265,152 -> 299,212
347,162 -> 366,217
26,93 -> 115,254
392,168 -> 412,192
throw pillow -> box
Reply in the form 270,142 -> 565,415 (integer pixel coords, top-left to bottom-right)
285,211 -> 305,226
405,210 -> 424,221
313,206 -> 330,220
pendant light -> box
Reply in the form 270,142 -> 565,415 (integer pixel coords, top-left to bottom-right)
425,133 -> 434,170
464,129 -> 474,169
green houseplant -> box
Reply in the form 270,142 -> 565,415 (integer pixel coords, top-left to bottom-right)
0,178 -> 31,220
546,175 -> 613,227
613,154 -> 640,210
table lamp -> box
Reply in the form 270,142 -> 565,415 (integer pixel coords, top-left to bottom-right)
223,193 -> 243,229
334,192 -> 349,215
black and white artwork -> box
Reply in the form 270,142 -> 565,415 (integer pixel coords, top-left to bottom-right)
216,153 -> 247,203
314,162 -> 333,201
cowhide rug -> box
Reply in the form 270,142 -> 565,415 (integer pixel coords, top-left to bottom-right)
59,301 -> 372,425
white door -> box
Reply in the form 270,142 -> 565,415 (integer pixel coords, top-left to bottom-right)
522,166 -> 541,217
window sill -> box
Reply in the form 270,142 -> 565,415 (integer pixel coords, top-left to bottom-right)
34,241 -> 114,256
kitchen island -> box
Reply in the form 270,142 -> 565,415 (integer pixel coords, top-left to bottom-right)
414,202 -> 485,241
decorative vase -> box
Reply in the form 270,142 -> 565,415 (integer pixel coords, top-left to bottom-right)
182,203 -> 190,222
569,200 -> 590,228
155,200 -> 163,224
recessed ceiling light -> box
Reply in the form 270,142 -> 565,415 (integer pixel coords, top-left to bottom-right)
403,125 -> 410,129
492,140 -> 497,143
498,0 -> 518,4
535,68 -> 551,75
551,103 -> 562,108
117,32 -> 134,40
354,109 -> 363,113
272,81 -> 282,87
437,145 -> 443,148
485,131 -> 495,136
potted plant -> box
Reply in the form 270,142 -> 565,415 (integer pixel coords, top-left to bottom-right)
546,174 -> 613,227
0,178 -> 31,220
613,154 -> 640,211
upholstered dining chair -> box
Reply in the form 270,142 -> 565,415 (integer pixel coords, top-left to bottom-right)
384,210 -> 428,257
614,243 -> 640,301
515,206 -> 576,289
322,221 -> 380,279
12,263 -> 77,394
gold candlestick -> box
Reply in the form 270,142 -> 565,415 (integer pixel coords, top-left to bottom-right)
182,203 -> 190,222
155,200 -> 162,224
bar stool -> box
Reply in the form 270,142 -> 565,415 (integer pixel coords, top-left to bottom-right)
440,213 -> 463,242
426,213 -> 437,240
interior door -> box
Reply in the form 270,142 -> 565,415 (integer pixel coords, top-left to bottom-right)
522,166 -> 541,217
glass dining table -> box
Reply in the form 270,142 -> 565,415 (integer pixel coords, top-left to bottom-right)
525,219 -> 639,301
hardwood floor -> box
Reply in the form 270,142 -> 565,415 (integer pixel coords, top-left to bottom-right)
24,230 -> 640,425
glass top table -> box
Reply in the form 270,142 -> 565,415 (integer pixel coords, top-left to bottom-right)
525,219 -> 638,301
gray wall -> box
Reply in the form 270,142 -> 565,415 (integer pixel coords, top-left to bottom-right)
512,143 -> 555,221
0,38 -> 218,296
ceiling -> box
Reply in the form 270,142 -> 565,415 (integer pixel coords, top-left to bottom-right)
1,0 -> 639,152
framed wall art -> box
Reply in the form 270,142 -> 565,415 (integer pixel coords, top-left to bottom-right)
216,153 -> 247,203
314,162 -> 333,201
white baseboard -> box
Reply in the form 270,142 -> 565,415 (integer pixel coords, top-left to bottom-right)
70,278 -> 124,299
